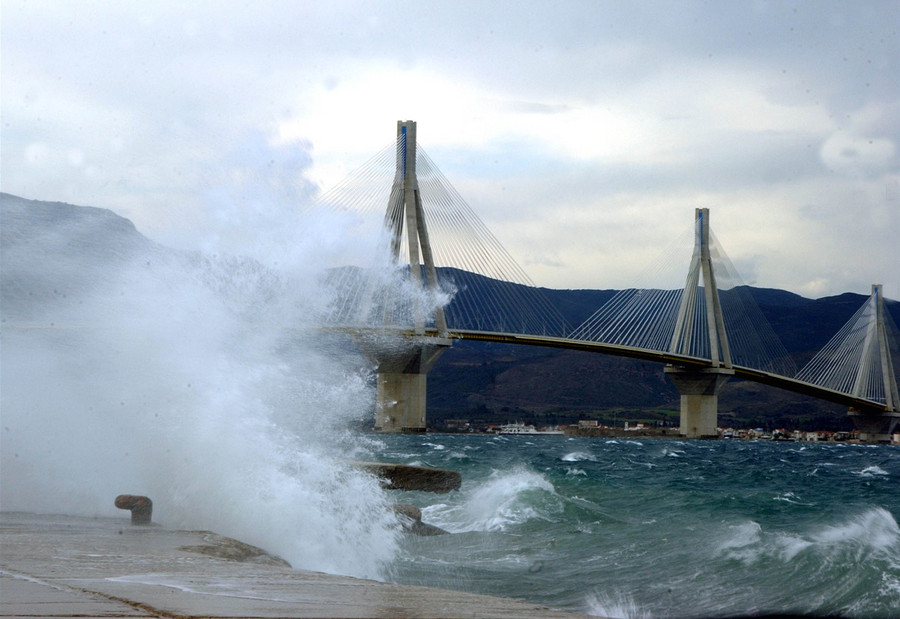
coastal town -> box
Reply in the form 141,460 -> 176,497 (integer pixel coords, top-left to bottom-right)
443,419 -> 900,443
562,419 -> 900,442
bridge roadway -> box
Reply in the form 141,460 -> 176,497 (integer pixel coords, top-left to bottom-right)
350,326 -> 896,416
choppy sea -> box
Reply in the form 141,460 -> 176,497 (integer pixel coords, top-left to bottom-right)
362,435 -> 900,618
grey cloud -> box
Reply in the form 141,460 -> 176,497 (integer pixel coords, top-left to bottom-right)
2,0 -> 897,297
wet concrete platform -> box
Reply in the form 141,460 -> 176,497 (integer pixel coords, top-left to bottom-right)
1,512 -> 590,618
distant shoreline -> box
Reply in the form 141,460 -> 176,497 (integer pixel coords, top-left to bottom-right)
417,426 -> 899,444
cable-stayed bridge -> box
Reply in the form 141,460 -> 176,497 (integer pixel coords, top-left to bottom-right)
319,121 -> 899,442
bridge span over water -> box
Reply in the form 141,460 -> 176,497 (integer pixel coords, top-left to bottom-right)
441,329 -> 897,415
346,322 -> 898,438
322,120 -> 899,442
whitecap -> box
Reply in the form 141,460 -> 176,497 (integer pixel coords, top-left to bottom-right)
625,457 -> 655,469
716,520 -> 816,566
773,491 -> 813,506
561,451 -> 596,462
773,533 -> 813,562
420,502 -> 448,521
857,465 -> 889,477
426,467 -> 559,533
811,507 -> 900,556
717,521 -> 762,558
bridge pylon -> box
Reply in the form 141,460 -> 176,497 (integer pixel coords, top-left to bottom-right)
363,120 -> 451,433
665,208 -> 733,438
849,284 -> 900,443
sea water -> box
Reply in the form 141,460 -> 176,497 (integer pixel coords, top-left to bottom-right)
364,434 -> 900,618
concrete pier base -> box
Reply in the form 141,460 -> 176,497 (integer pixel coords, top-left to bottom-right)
849,410 -> 900,444
355,334 -> 451,433
665,366 -> 734,439
376,371 -> 429,432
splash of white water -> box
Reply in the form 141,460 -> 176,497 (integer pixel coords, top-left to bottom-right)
0,193 -> 434,580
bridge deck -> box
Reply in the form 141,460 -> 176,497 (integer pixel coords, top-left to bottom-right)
439,329 -> 896,415
329,325 -> 896,414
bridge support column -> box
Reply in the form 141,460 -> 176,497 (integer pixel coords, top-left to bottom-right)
377,372 -> 428,433
849,410 -> 900,444
664,209 -> 734,440
357,335 -> 451,433
665,366 -> 733,439
357,120 -> 451,433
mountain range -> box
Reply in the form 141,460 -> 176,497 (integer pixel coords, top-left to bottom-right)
3,192 -> 897,432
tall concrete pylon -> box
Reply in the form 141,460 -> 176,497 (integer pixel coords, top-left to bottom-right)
664,208 -> 733,438
364,121 -> 451,433
849,284 -> 900,442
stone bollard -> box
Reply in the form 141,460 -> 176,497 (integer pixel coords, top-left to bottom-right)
115,495 -> 153,525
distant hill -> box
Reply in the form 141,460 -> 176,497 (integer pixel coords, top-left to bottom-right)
429,278 -> 899,432
3,192 -> 897,432
1,193 -> 162,321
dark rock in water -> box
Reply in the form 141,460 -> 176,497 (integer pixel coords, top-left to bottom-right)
178,532 -> 291,567
393,503 -> 423,521
393,503 -> 449,536
408,520 -> 449,536
355,462 -> 462,493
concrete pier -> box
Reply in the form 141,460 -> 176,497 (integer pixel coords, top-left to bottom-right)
1,512 -> 589,618
354,333 -> 451,433
665,366 -> 733,439
373,339 -> 450,432
849,409 -> 900,444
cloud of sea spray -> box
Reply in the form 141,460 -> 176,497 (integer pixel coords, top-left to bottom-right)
0,184 -> 456,580
319,228 -> 456,332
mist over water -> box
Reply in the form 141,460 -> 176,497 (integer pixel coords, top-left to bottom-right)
0,193 -> 404,579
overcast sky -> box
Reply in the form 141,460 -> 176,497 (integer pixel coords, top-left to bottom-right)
2,1 -> 898,299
